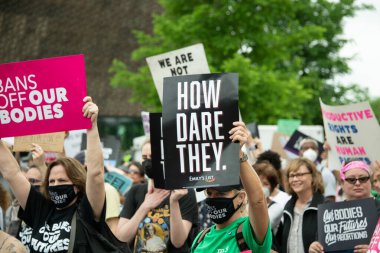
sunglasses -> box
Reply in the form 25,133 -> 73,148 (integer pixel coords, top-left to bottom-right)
127,170 -> 141,175
344,176 -> 370,185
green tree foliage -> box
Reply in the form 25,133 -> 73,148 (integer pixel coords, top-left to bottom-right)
370,97 -> 380,123
110,0 -> 371,124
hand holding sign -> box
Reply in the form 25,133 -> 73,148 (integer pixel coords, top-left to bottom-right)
31,143 -> 45,164
0,140 -> 20,180
229,121 -> 250,149
170,189 -> 188,202
308,241 -> 324,253
142,188 -> 171,211
82,96 -> 98,124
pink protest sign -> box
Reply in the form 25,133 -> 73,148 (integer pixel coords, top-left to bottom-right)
369,218 -> 380,253
0,55 -> 91,138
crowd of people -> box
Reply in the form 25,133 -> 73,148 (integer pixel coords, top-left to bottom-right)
0,97 -> 379,253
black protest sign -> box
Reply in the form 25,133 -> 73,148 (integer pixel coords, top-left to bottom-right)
162,73 -> 240,189
284,130 -> 323,160
149,112 -> 166,189
318,198 -> 377,252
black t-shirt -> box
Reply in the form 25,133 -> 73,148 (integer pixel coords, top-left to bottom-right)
120,183 -> 199,253
18,188 -> 103,253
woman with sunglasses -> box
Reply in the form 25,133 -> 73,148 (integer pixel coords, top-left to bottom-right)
274,158 -> 326,253
309,160 -> 380,253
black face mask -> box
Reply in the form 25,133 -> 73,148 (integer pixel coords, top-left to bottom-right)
48,184 -> 77,209
142,159 -> 153,178
31,185 -> 41,193
205,194 -> 242,224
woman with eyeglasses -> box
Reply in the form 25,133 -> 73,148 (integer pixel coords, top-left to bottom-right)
273,158 -> 327,253
309,160 -> 380,253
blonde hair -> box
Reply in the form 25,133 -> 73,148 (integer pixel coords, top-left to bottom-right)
285,158 -> 324,195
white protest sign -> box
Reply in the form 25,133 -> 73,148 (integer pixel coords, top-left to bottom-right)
146,43 -> 210,102
320,99 -> 380,171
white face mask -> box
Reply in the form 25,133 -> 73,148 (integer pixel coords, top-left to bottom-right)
302,148 -> 318,162
262,187 -> 270,198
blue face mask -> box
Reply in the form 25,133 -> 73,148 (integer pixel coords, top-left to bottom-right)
205,194 -> 242,224
48,184 -> 77,209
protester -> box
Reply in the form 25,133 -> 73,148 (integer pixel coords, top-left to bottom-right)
189,122 -> 272,253
308,160 -> 380,253
274,157 -> 326,253
299,138 -> 336,201
253,161 -> 284,235
117,140 -> 199,252
0,96 -> 106,252
124,161 -> 146,185
256,150 -> 291,207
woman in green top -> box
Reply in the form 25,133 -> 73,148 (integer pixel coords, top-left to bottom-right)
171,121 -> 272,253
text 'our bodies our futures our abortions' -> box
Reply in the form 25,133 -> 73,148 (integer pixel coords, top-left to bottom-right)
0,74 -> 68,124
175,79 -> 225,174
323,206 -> 368,245
318,198 -> 377,251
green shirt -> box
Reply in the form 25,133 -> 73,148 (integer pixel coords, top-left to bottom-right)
191,217 -> 272,253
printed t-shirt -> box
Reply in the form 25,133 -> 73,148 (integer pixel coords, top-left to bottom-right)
18,187 -> 102,253
191,216 -> 272,253
120,183 -> 198,253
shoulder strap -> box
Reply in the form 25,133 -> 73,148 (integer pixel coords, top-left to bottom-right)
67,211 -> 77,253
193,227 -> 211,250
235,222 -> 249,251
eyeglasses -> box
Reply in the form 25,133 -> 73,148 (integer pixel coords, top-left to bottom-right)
288,172 -> 311,179
28,178 -> 41,184
344,176 -> 370,185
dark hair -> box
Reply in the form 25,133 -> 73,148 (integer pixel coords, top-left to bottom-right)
253,161 -> 279,193
144,224 -> 157,239
42,157 -> 86,200
257,150 -> 282,170
128,161 -> 144,176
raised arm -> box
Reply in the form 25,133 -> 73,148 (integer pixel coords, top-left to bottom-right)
82,96 -> 105,221
230,121 -> 269,244
30,143 -> 48,181
0,141 -> 30,209
169,189 -> 193,248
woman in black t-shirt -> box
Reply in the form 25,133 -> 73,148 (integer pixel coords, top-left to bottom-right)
0,96 -> 105,253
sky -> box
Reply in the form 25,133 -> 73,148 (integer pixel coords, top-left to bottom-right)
337,0 -> 380,98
